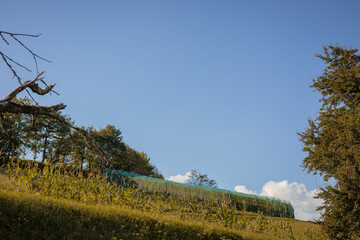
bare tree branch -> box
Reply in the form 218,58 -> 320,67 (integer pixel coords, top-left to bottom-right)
1,72 -> 114,169
0,30 -> 114,169
0,48 -> 37,103
1,71 -> 51,102
9,33 -> 51,73
2,53 -> 32,72
0,32 -> 9,45
0,113 -> 5,134
0,31 -> 51,63
0,31 -> 41,38
0,30 -> 52,96
0,51 -> 22,84
0,101 -> 66,115
0,94 -> 113,168
40,79 -> 60,96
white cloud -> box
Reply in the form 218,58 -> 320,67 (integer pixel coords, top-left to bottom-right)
166,172 -> 191,183
260,180 -> 323,221
168,173 -> 323,221
235,180 -> 323,221
234,185 -> 257,195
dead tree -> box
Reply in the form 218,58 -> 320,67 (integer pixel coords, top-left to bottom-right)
0,30 -> 113,168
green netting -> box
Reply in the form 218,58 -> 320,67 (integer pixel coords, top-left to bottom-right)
104,169 -> 295,218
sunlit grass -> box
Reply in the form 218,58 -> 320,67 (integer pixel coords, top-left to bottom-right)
0,162 -> 327,239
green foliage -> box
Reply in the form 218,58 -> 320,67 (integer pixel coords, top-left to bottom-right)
0,104 -> 162,178
5,161 -> 121,205
0,98 -> 74,165
299,44 -> 360,239
89,125 -> 125,170
0,189 -> 246,240
0,98 -> 33,161
106,169 -> 294,218
88,125 -> 162,177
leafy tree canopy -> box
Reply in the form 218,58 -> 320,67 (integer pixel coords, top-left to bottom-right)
298,45 -> 360,239
0,102 -> 163,179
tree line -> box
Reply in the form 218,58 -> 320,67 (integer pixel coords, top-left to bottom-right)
0,98 -> 163,178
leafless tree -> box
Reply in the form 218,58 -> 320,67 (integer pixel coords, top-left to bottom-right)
0,31 -> 113,168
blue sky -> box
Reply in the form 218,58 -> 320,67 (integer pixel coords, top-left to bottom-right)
1,1 -> 360,220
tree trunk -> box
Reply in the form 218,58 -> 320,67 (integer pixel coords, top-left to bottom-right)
80,157 -> 84,174
33,143 -> 38,161
42,135 -> 48,163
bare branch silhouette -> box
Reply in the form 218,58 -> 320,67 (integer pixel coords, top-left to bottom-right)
0,30 -> 114,169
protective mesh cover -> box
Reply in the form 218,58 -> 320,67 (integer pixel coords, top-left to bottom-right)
104,169 -> 295,218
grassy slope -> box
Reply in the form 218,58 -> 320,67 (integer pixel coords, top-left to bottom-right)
0,170 -> 321,240
0,189 -> 251,240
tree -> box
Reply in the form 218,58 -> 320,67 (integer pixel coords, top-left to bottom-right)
89,125 -> 163,177
50,116 -> 72,164
0,108 -> 28,161
70,128 -> 92,173
298,45 -> 360,239
0,31 -> 64,117
121,146 -> 162,177
0,30 -> 163,178
0,30 -> 113,168
186,169 -> 217,188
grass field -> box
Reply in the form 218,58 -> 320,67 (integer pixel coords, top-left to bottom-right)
0,163 -> 327,240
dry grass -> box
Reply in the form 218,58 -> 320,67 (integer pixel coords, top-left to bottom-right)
0,165 -> 326,240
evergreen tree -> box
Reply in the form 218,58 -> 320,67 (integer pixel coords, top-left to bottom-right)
51,116 -> 72,164
90,125 -> 126,170
0,112 -> 28,161
298,45 -> 360,239
0,98 -> 32,161
89,125 -> 162,177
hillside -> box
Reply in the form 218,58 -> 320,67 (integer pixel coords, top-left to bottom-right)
105,168 -> 295,219
0,163 -> 326,240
